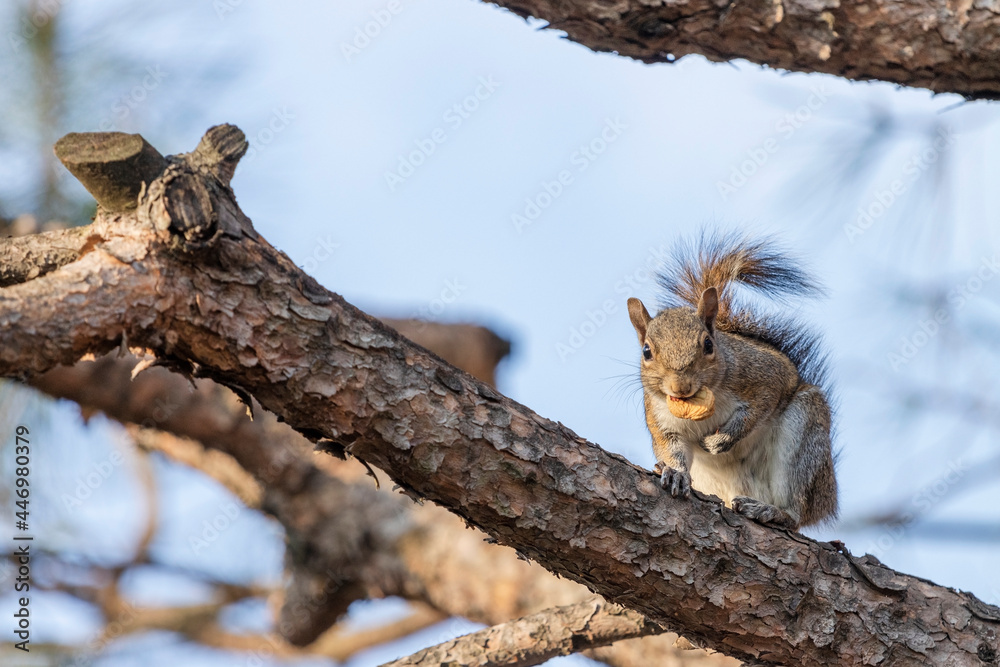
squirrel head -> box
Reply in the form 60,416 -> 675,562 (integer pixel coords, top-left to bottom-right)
627,288 -> 721,399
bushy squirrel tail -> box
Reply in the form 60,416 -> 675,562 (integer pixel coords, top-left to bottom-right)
658,230 -> 823,319
657,230 -> 828,387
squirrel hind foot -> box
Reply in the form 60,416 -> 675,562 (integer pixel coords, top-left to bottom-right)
731,496 -> 798,530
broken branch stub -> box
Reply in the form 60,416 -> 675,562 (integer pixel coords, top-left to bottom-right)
54,132 -> 168,212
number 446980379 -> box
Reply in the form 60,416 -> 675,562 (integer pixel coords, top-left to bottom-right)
14,425 -> 29,523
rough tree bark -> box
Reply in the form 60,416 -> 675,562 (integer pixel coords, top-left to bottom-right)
2,127 -> 998,666
32,350 -> 734,666
482,0 -> 1000,99
381,596 -> 659,667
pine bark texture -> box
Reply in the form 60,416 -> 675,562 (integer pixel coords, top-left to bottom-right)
0,226 -> 100,287
31,351 -> 735,666
484,0 -> 1000,99
380,596 -> 659,667
2,127 -> 999,665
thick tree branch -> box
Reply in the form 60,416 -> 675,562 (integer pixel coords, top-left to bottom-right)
33,352 -> 692,661
3,127 -> 999,665
381,596 -> 659,667
484,0 -> 1000,99
125,425 -> 736,666
126,406 -> 723,666
33,353 -> 734,665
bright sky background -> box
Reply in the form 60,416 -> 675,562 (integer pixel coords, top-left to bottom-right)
2,0 -> 999,665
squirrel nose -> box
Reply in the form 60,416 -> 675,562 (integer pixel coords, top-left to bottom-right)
667,379 -> 694,398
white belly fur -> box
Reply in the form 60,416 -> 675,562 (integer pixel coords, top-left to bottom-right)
650,389 -> 801,509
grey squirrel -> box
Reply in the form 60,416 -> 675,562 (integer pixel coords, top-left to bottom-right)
627,232 -> 838,529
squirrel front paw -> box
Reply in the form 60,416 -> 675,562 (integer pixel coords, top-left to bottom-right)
655,462 -> 691,498
701,432 -> 734,454
731,496 -> 798,530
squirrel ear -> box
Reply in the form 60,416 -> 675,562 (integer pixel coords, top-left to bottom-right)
696,287 -> 719,333
627,298 -> 651,343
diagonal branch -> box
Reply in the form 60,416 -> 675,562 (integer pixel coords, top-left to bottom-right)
483,0 -> 1000,99
2,126 -> 998,665
381,596 -> 659,667
30,352 -> 729,666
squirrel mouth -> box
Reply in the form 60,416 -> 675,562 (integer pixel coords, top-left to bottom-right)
668,393 -> 695,403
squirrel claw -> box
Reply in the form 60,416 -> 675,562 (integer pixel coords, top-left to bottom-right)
659,464 -> 691,498
731,496 -> 797,530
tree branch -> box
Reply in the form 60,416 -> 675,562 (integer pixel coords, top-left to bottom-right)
3,127 -> 998,665
32,354 -> 738,665
483,0 -> 1000,99
0,226 -> 100,287
381,596 -> 659,667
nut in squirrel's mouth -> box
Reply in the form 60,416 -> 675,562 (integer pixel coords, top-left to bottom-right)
665,387 -> 716,421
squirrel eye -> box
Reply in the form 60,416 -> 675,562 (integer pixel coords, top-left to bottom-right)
642,343 -> 652,361
703,336 -> 714,355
